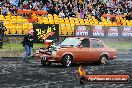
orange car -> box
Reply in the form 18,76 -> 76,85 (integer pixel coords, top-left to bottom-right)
34,37 -> 117,67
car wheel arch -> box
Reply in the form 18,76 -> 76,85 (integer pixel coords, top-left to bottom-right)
62,52 -> 74,60
100,52 -> 109,60
62,53 -> 73,61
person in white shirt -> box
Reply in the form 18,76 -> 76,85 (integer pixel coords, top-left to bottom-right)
59,10 -> 65,18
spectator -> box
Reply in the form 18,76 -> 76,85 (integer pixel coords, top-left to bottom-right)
59,10 -> 65,18
28,1 -> 33,10
22,30 -> 34,63
99,4 -> 106,15
33,5 -> 39,11
64,9 -> 70,17
0,6 -> 1,14
49,6 -> 59,14
2,6 -> 9,16
32,0 -> 39,9
54,6 -> 60,15
126,12 -> 132,20
105,7 -> 111,14
80,9 -> 85,18
95,10 -> 101,21
69,9 -> 76,17
18,4 -> 23,10
0,21 -> 4,48
38,0 -> 44,10
0,0 -> 131,21
41,4 -> 49,11
42,0 -> 48,5
9,5 -> 17,15
115,8 -> 122,15
22,1 -> 29,10
92,9 -> 96,16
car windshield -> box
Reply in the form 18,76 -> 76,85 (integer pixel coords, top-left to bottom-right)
61,38 -> 81,47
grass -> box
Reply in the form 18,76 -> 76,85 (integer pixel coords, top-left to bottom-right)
105,42 -> 132,49
0,42 -> 132,52
0,43 -> 44,51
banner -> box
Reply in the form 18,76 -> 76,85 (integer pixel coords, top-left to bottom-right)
75,25 -> 91,37
33,24 -> 59,43
122,26 -> 132,37
74,25 -> 132,38
108,27 -> 119,37
93,26 -> 105,37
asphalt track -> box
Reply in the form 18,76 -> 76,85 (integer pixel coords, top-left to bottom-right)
0,54 -> 132,88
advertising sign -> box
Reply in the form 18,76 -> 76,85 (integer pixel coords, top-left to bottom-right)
74,25 -> 132,38
108,27 -> 119,37
75,26 -> 90,37
33,24 -> 59,43
93,26 -> 104,37
122,27 -> 132,37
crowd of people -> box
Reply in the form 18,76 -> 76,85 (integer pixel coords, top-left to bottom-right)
0,0 -> 132,20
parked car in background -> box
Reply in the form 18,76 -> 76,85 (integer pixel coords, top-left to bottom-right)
33,37 -> 117,67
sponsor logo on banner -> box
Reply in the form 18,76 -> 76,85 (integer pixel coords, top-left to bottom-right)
122,27 -> 132,37
75,26 -> 89,36
33,24 -> 59,43
108,27 -> 118,37
93,26 -> 104,36
78,66 -> 130,84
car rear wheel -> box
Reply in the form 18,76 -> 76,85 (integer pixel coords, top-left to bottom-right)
41,60 -> 52,66
99,56 -> 107,65
61,55 -> 72,67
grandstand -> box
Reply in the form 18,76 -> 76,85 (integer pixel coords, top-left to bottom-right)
0,0 -> 131,35
1,13 -> 131,35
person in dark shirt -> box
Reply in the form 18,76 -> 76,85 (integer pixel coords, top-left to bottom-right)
9,5 -> 17,15
22,30 -> 34,63
0,22 -> 5,48
126,13 -> 132,20
69,10 -> 76,17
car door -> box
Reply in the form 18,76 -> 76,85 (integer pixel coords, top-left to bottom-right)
74,38 -> 91,62
90,39 -> 105,61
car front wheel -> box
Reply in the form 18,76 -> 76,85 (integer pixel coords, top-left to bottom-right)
61,55 -> 72,67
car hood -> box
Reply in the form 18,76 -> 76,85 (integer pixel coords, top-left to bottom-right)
52,44 -> 76,49
38,45 -> 75,54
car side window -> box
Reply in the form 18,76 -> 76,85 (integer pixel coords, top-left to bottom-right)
81,39 -> 90,48
91,39 -> 104,48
